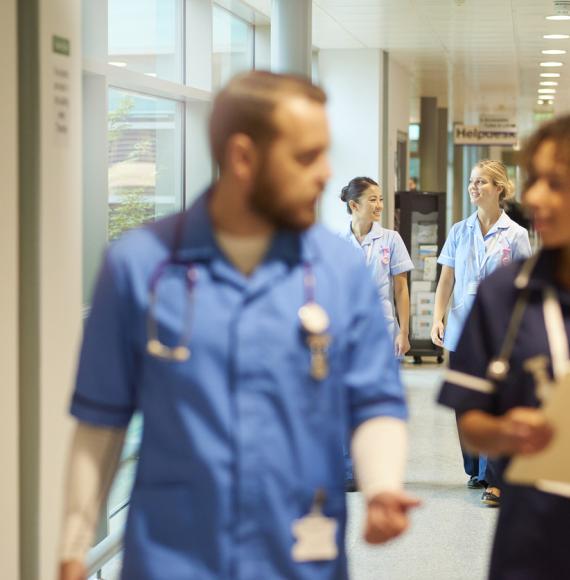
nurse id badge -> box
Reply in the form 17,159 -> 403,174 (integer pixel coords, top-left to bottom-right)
291,489 -> 338,562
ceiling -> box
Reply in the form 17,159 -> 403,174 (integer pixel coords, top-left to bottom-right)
241,0 -> 570,132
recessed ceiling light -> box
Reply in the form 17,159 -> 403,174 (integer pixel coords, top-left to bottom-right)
108,61 -> 127,67
144,72 -> 157,77
538,88 -> 557,93
540,81 -> 559,86
544,34 -> 570,39
541,72 -> 561,77
546,15 -> 570,20
547,100 -> 555,105
540,61 -> 564,67
542,49 -> 567,55
537,99 -> 545,104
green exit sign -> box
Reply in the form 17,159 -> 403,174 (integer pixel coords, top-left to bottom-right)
52,35 -> 70,56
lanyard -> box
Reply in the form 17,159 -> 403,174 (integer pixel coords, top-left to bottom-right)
147,212 -> 329,361
473,231 -> 501,279
543,287 -> 570,380
487,277 -> 569,382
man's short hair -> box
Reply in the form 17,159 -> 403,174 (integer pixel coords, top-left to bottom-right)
209,71 -> 327,169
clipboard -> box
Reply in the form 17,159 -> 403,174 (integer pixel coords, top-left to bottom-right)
505,372 -> 570,497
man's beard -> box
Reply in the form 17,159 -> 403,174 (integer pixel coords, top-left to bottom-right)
249,167 -> 317,231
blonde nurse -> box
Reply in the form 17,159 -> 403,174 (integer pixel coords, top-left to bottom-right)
431,160 -> 532,505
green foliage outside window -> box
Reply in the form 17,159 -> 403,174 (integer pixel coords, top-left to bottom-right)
108,95 -> 156,240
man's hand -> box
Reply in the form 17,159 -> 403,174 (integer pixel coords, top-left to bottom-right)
59,560 -> 86,580
364,490 -> 421,544
498,407 -> 555,455
430,321 -> 444,347
394,333 -> 411,357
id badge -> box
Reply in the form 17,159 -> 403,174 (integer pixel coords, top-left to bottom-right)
291,489 -> 338,562
467,281 -> 479,295
381,247 -> 390,265
291,514 -> 338,562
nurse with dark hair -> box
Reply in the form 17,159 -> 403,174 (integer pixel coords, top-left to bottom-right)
340,177 -> 414,492
341,177 -> 414,358
438,114 -> 570,579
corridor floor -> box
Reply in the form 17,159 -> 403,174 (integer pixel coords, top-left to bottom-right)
346,364 -> 498,580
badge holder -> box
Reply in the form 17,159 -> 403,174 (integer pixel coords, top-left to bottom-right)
298,264 -> 332,381
291,488 -> 338,563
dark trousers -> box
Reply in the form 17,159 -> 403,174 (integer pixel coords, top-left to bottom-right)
455,412 -> 498,486
449,350 -> 498,487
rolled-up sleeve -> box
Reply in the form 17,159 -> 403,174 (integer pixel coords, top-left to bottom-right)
71,245 -> 138,428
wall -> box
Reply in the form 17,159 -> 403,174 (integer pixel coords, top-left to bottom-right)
387,57 -> 412,228
19,0 -> 83,578
317,48 -> 385,234
0,0 -> 19,576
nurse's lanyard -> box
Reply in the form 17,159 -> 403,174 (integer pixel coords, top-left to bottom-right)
487,256 -> 569,384
146,213 -> 331,373
474,235 -> 500,278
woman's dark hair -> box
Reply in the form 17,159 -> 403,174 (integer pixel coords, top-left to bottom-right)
521,114 -> 570,191
340,176 -> 379,214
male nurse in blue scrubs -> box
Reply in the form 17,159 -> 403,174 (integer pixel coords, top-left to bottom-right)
59,71 -> 419,580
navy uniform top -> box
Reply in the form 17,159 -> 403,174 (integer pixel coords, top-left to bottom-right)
438,249 -> 570,431
438,249 -> 570,579
71,193 -> 407,580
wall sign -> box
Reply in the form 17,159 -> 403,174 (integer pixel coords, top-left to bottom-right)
454,124 -> 517,146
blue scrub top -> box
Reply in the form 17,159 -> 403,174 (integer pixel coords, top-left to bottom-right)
71,193 -> 407,580
437,210 -> 532,351
438,250 -> 570,578
344,223 -> 414,340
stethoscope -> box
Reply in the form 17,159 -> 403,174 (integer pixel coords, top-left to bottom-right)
146,212 -> 331,362
486,254 -> 569,384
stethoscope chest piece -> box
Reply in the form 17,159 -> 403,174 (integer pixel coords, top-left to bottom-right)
487,358 -> 510,382
147,338 -> 191,362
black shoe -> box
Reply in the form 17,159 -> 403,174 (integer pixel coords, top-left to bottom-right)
345,480 -> 358,493
481,489 -> 500,507
467,476 -> 485,489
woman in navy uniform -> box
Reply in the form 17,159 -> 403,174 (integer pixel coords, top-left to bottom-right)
438,114 -> 570,579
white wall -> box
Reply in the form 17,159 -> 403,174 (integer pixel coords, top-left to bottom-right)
317,49 -> 385,234
37,0 -> 82,577
0,0 -> 19,576
387,57 -> 412,227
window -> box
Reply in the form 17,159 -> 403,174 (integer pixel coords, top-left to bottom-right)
108,0 -> 184,83
107,89 -> 183,240
212,4 -> 255,89
81,1 -> 258,577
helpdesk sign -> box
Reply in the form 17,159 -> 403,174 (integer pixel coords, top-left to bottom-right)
454,123 -> 518,146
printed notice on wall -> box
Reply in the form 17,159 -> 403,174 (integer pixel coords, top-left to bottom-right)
52,35 -> 71,147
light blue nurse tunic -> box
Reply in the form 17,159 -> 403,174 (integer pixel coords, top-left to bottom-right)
71,192 -> 407,580
344,222 -> 414,341
437,210 -> 532,352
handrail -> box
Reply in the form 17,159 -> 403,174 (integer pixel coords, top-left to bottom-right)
86,528 -> 124,577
